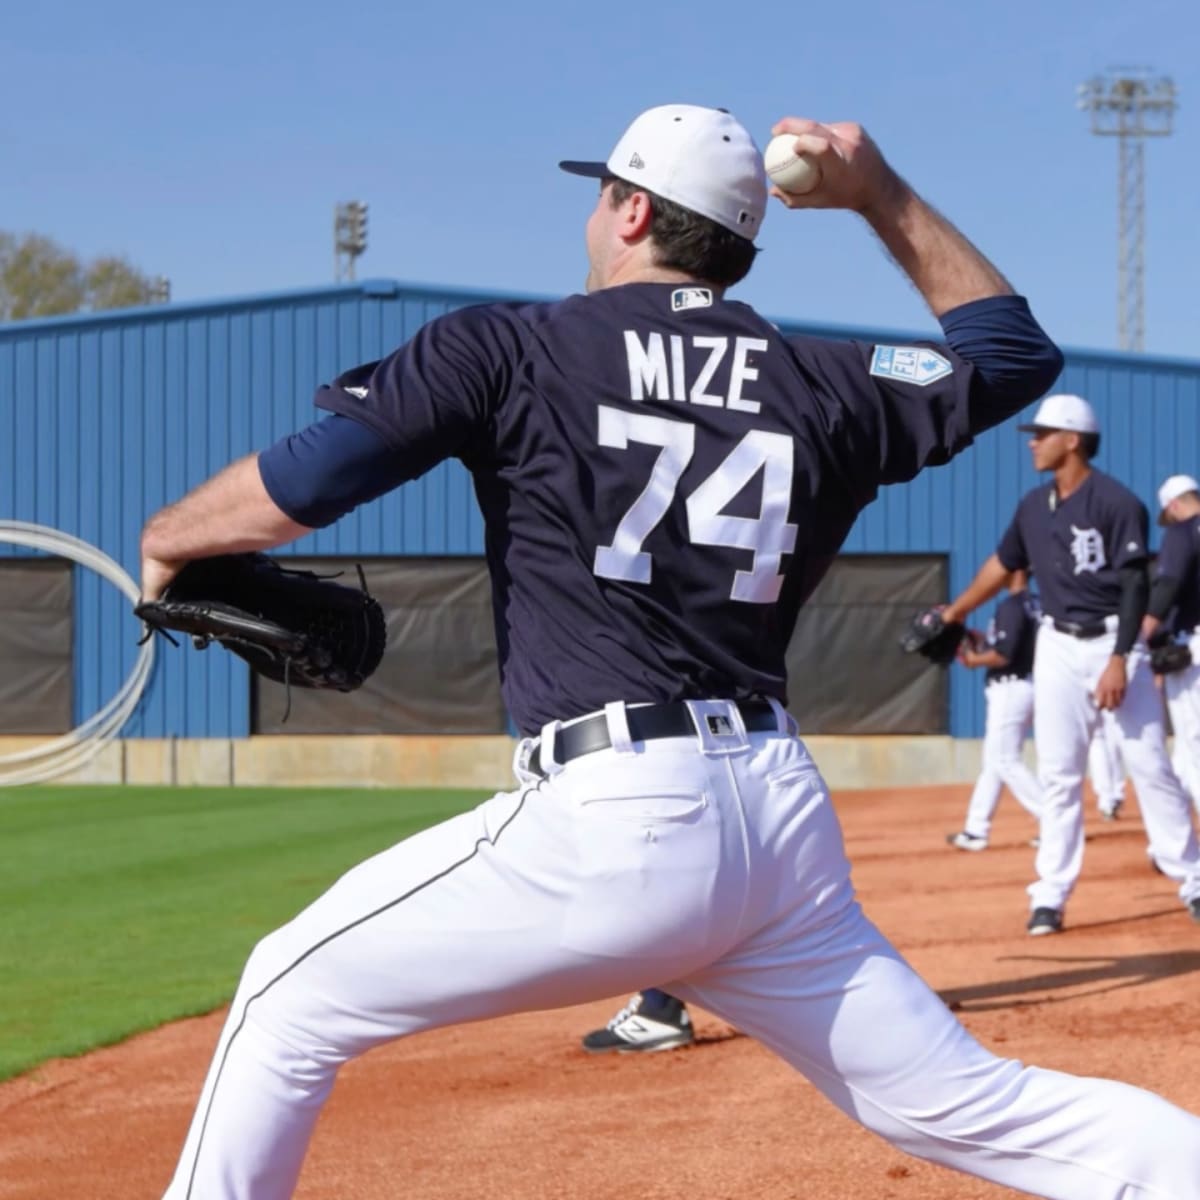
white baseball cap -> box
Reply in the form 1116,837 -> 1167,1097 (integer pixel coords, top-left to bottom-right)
1017,393 -> 1099,435
1157,473 -> 1200,524
560,104 -> 767,240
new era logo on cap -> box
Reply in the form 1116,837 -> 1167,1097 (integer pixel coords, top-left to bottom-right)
559,104 -> 768,239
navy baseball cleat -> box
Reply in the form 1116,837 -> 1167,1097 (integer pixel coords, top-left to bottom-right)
1027,907 -> 1064,936
581,992 -> 694,1053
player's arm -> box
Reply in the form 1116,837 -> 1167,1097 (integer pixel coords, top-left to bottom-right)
773,118 -> 1062,472
942,555 -> 1011,625
1141,526 -> 1193,641
769,118 -> 1016,315
959,644 -> 1008,670
142,308 -> 510,601
140,456 -> 312,601
1142,573 -> 1181,642
1094,562 -> 1149,710
1095,499 -> 1153,709
140,416 -> 405,601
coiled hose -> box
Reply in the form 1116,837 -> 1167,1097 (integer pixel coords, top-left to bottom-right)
0,521 -> 154,786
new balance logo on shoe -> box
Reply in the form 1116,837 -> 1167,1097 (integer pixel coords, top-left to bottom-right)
580,993 -> 694,1054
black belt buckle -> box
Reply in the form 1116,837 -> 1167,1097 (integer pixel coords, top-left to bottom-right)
1053,618 -> 1107,640
532,699 -> 779,775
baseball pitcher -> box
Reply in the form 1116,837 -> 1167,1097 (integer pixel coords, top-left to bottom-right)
140,106 -> 1200,1198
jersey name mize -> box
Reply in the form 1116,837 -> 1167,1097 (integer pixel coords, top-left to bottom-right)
624,331 -> 770,412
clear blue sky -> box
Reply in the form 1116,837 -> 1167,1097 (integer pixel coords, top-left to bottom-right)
4,0 -> 1197,356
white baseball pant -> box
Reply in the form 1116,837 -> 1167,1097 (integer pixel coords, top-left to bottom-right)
1164,629 -> 1200,813
1031,621 -> 1200,911
1087,708 -> 1127,815
160,699 -> 1200,1200
961,676 -> 1042,840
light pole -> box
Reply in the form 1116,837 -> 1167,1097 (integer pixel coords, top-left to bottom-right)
334,201 -> 369,282
1077,68 -> 1177,352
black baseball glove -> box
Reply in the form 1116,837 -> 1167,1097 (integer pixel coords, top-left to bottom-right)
1148,631 -> 1193,676
135,553 -> 387,693
900,606 -> 967,666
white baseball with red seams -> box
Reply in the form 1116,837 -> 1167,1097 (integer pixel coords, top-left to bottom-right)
763,134 -> 822,194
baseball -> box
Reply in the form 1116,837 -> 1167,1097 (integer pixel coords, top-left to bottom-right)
763,134 -> 822,195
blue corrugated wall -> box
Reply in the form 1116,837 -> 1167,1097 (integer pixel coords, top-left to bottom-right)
1,279 -> 1197,738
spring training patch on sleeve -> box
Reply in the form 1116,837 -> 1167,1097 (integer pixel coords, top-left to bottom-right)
869,346 -> 953,387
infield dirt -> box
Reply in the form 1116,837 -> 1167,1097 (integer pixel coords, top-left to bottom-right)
3,781 -> 1199,1199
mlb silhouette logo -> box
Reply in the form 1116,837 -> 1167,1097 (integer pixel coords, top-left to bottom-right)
672,287 -> 714,312
706,714 -> 735,736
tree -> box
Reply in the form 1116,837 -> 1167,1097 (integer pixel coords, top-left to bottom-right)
0,232 -> 163,321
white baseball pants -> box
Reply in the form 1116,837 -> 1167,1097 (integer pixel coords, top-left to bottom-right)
1087,708 -> 1127,814
961,676 -> 1042,839
1031,623 -> 1200,911
1164,629 -> 1200,813
161,700 -> 1200,1200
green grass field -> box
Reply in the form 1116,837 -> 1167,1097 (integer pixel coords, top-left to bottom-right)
0,785 -> 485,1082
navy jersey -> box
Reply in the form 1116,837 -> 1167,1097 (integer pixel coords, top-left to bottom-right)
275,285 -> 1058,735
996,472 -> 1149,625
1156,515 -> 1200,633
984,591 -> 1038,682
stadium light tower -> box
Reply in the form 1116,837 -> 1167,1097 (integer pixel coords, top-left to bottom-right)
334,201 -> 369,282
1077,68 -> 1176,352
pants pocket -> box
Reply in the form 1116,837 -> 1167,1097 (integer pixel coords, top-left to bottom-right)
560,786 -> 720,960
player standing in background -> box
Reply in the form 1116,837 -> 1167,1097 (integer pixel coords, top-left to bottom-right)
946,574 -> 1128,850
943,394 -> 1200,935
1143,474 -> 1200,809
946,569 -> 1042,850
139,105 -> 1200,1199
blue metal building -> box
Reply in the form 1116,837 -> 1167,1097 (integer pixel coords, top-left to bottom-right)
2,280 -> 1197,738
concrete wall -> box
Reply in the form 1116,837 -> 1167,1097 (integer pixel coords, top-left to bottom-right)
1,734 -> 1004,792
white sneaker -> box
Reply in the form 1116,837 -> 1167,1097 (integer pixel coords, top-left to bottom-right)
946,831 -> 988,852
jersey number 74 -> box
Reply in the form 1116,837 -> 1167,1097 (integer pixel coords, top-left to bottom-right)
593,406 -> 797,604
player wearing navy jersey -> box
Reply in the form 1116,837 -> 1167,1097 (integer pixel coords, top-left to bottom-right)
947,571 -> 1042,850
141,106 -> 1200,1199
944,394 -> 1200,937
1144,474 -> 1200,809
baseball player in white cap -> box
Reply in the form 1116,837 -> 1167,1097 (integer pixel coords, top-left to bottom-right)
1143,473 -> 1200,808
943,394 -> 1200,935
140,104 -> 1200,1199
